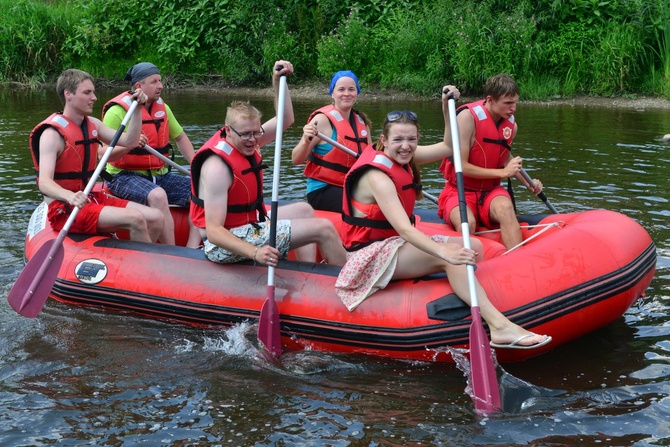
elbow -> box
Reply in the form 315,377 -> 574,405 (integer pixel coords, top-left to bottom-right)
291,152 -> 305,166
395,226 -> 415,241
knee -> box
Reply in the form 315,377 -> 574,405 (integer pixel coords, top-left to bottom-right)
295,202 -> 316,218
492,200 -> 516,222
146,188 -> 169,209
470,238 -> 484,253
318,218 -> 339,237
125,208 -> 149,230
148,208 -> 165,228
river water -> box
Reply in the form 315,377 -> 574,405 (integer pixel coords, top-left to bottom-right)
1,85 -> 669,446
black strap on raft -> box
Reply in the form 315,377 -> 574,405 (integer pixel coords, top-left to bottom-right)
426,294 -> 471,321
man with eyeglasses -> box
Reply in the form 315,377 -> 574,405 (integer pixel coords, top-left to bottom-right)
100,62 -> 202,248
189,61 -> 347,267
436,74 -> 543,249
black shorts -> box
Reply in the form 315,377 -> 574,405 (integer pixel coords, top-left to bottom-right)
306,184 -> 344,213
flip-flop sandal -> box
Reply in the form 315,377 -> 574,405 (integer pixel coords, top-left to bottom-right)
490,333 -> 553,350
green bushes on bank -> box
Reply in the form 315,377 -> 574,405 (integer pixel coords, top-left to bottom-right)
1,0 -> 668,99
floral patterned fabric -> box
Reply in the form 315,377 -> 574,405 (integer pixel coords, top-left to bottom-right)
336,235 -> 450,311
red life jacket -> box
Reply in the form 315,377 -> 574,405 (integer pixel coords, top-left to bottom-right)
29,113 -> 100,192
341,146 -> 419,249
102,92 -> 170,171
190,129 -> 266,229
438,99 -> 514,191
303,105 -> 368,186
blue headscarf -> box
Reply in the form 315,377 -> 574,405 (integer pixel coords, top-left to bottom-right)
328,70 -> 361,95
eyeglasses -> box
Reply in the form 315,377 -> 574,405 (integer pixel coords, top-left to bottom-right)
228,125 -> 265,141
385,110 -> 418,124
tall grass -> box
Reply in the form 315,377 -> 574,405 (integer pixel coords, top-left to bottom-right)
0,0 -> 79,85
0,0 -> 667,99
651,1 -> 670,96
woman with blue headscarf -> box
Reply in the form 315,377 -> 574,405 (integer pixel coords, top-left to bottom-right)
291,70 -> 372,213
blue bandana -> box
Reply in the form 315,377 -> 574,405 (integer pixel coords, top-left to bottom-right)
328,70 -> 361,95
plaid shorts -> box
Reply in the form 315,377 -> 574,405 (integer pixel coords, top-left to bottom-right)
106,170 -> 191,207
204,220 -> 292,264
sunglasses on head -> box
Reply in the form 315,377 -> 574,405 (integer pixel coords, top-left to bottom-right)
385,110 -> 418,124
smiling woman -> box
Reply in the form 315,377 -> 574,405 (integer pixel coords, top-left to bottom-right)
337,106 -> 551,353
290,70 -> 373,213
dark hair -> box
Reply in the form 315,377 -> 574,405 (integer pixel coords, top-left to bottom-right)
353,108 -> 372,129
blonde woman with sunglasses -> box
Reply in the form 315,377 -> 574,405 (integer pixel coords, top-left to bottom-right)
335,93 -> 552,350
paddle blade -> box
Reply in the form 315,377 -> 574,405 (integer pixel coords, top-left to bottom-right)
258,286 -> 282,358
469,307 -> 502,414
7,240 -> 64,318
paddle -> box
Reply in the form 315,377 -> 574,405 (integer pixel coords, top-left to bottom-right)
258,70 -> 287,358
315,130 -> 441,205
447,96 -> 502,414
518,169 -> 558,214
143,144 -> 189,175
7,100 -> 140,318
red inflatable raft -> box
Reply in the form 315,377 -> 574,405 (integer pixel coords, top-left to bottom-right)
22,199 -> 656,363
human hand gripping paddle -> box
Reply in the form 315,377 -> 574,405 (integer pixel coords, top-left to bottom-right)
447,95 -> 502,414
7,100 -> 141,318
518,169 -> 558,214
258,69 -> 287,358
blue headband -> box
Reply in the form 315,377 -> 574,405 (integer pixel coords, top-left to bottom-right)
328,70 -> 361,95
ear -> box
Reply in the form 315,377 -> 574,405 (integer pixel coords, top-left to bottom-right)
380,134 -> 388,147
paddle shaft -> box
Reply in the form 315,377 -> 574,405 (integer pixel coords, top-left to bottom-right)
315,131 -> 440,205
16,100 -> 140,313
143,144 -> 190,175
258,72 -> 287,359
518,169 -> 558,214
447,100 -> 479,306
269,76 -> 287,273
447,97 -> 501,414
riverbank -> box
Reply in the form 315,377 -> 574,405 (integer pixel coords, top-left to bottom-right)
5,79 -> 670,110
206,86 -> 670,111
162,80 -> 670,110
